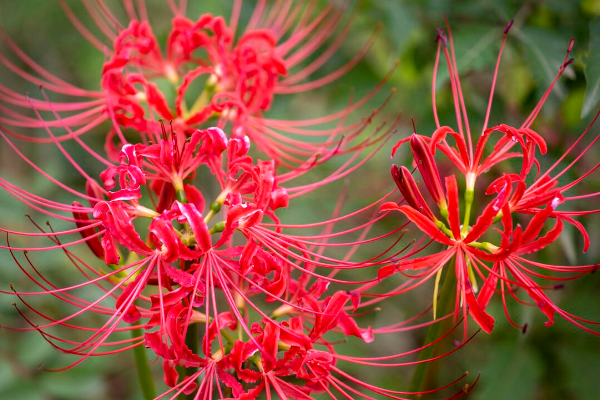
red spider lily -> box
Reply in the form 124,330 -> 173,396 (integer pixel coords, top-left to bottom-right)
4,3 -> 584,396
380,21 -> 600,338
0,108 -> 481,399
0,0 -> 389,169
149,276 -> 476,400
152,311 -> 475,400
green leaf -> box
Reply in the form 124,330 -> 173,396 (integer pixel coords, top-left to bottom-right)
558,345 -> 600,400
435,25 -> 502,88
516,26 -> 571,99
472,341 -> 542,400
16,333 -> 54,368
581,18 -> 600,117
41,373 -> 105,399
0,363 -> 17,391
375,1 -> 418,54
0,384 -> 44,400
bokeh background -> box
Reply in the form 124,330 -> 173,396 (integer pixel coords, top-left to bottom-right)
0,0 -> 599,399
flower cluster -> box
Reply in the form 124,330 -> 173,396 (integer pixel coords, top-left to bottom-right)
0,2 -> 476,400
379,22 -> 600,339
0,2 -> 598,400
0,0 -> 383,170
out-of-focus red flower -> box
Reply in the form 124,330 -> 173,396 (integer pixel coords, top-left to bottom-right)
0,1 -> 388,169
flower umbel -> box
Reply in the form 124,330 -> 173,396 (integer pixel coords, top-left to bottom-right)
0,0 -> 387,170
1,3 -> 598,400
381,21 -> 600,338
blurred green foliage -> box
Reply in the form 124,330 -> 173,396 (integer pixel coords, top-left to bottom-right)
0,0 -> 599,399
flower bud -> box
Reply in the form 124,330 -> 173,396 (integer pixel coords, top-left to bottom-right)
410,134 -> 447,210
391,165 -> 436,221
85,180 -> 104,208
72,201 -> 105,260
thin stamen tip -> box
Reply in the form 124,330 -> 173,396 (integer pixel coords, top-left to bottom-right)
563,58 -> 574,68
411,118 -> 417,134
9,283 -> 15,291
567,38 -> 575,52
435,28 -> 447,46
522,323 -> 528,334
504,20 -> 514,34
390,87 -> 397,94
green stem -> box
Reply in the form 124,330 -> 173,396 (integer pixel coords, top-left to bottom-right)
181,323 -> 199,400
462,172 -> 476,236
185,323 -> 199,366
173,185 -> 199,400
462,201 -> 472,235
132,324 -> 156,400
409,265 -> 456,393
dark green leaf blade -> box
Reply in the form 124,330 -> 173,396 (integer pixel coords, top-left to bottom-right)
581,18 -> 600,117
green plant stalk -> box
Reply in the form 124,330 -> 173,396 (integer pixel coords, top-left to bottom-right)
175,186 -> 203,399
182,323 -> 199,399
409,264 -> 456,393
462,173 -> 476,236
132,323 -> 157,400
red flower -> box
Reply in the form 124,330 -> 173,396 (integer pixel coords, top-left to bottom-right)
0,109 -> 481,397
0,1 -> 388,170
380,21 -> 600,337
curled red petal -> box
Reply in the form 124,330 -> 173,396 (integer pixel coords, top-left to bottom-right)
93,201 -> 152,258
337,312 -> 374,343
100,232 -> 119,265
465,284 -> 495,333
183,184 -> 205,213
463,182 -> 510,243
72,201 -> 104,260
458,250 -> 494,333
385,204 -> 454,246
176,201 -> 211,253
410,134 -> 447,207
477,263 -> 500,309
444,175 -> 461,239
391,165 -> 436,221
270,187 -> 289,210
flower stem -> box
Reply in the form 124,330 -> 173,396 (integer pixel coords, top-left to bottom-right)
174,186 -> 201,400
409,265 -> 456,393
131,323 -> 156,400
462,173 -> 476,235
182,323 -> 199,400
462,200 -> 472,235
